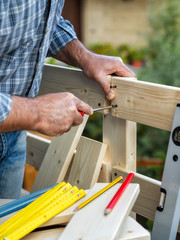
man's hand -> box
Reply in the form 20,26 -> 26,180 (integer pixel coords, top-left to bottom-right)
81,54 -> 135,100
33,93 -> 92,135
0,93 -> 93,136
54,39 -> 135,100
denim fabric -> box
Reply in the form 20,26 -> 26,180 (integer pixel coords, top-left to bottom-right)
0,131 -> 27,199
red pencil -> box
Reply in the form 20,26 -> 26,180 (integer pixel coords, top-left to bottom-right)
104,173 -> 135,215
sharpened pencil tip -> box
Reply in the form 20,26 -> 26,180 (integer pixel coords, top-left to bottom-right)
104,208 -> 111,215
74,206 -> 80,212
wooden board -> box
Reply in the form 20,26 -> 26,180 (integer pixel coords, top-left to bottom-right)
23,164 -> 38,192
98,161 -> 112,183
116,216 -> 150,240
26,132 -> 51,170
103,114 -> 136,170
39,64 -> 109,109
31,115 -> 89,192
22,228 -> 64,240
67,137 -> 107,189
110,76 -> 180,131
22,217 -> 150,240
58,183 -> 140,240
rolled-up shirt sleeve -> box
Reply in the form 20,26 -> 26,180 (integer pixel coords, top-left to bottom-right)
0,93 -> 12,124
47,16 -> 77,57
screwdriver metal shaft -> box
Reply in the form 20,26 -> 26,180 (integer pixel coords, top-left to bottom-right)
79,105 -> 116,116
93,106 -> 113,112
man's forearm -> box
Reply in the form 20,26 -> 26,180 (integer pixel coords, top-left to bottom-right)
0,93 -> 92,135
53,39 -> 92,70
0,96 -> 39,133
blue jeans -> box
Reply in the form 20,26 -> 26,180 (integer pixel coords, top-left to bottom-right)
0,131 -> 27,199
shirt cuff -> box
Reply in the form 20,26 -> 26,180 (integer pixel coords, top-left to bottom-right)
47,16 -> 77,57
0,93 -> 12,124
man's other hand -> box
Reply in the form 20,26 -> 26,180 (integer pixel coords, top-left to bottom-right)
82,54 -> 135,101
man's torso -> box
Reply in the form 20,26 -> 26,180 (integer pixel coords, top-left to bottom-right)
0,0 -> 64,97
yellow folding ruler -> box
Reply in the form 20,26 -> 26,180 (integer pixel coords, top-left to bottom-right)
0,182 -> 86,240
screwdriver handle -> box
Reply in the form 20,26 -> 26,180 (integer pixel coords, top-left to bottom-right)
79,111 -> 84,116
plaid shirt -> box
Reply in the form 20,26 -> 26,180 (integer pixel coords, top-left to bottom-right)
0,0 -> 77,123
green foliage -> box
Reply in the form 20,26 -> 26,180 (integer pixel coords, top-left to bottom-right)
117,44 -> 147,64
89,43 -> 145,65
45,57 -> 59,65
89,43 -> 119,57
137,124 -> 169,161
83,113 -> 102,142
146,219 -> 154,232
138,0 -> 180,86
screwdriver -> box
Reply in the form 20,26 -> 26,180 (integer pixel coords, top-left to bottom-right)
79,105 -> 116,116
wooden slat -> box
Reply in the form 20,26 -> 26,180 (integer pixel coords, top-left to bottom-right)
23,164 -> 38,192
22,228 -> 64,240
28,131 -> 52,140
103,114 -> 136,170
26,132 -> 51,170
39,64 -> 109,109
98,161 -> 112,183
67,137 -> 107,189
23,217 -> 150,240
31,115 -> 89,193
110,76 -> 180,131
26,131 -> 110,189
24,218 -> 150,240
58,183 -> 140,240
112,166 -> 161,221
117,216 -> 150,240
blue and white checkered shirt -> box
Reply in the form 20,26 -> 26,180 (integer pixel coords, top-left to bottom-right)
0,0 -> 77,123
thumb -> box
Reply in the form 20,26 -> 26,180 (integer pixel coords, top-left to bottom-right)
106,89 -> 116,101
98,74 -> 116,101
